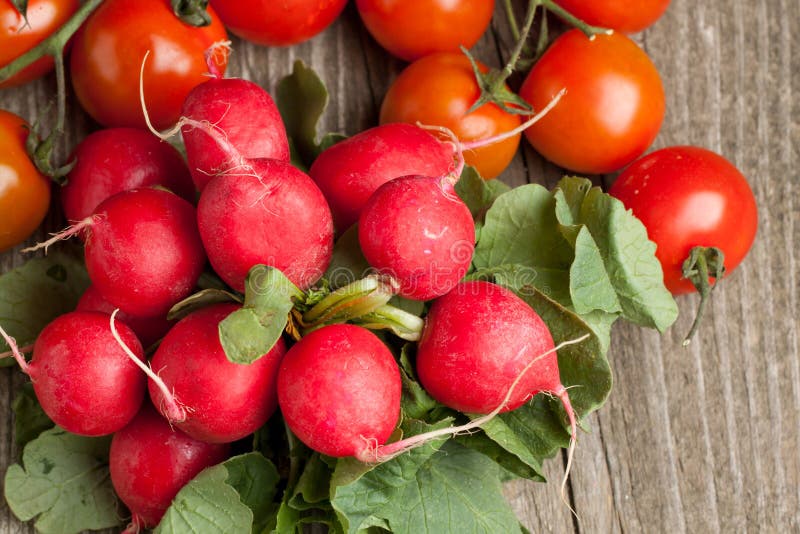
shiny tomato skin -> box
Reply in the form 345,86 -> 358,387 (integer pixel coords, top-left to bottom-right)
553,0 -> 671,34
209,0 -> 347,46
69,0 -> 228,130
356,0 -> 495,61
0,0 -> 80,88
380,52 -> 521,179
0,110 -> 51,252
519,30 -> 665,175
609,146 -> 758,294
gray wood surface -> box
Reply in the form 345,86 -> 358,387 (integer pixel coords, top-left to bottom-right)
1,0 -> 798,532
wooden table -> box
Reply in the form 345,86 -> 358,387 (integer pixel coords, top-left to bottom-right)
2,1 -> 798,532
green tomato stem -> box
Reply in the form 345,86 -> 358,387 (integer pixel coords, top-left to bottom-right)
682,246 -> 726,345
494,0 -> 540,91
540,0 -> 612,38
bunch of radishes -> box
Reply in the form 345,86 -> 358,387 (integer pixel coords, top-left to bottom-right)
0,53 -> 585,531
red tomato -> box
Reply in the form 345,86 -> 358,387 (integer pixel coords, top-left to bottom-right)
0,0 -> 80,88
209,0 -> 347,46
0,110 -> 51,252
69,0 -> 228,130
519,29 -> 665,175
553,0 -> 671,34
609,146 -> 758,294
356,0 -> 495,61
380,52 -> 521,180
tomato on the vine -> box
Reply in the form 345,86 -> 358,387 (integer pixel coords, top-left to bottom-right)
356,0 -> 495,62
519,29 -> 664,175
0,0 -> 80,88
380,52 -> 521,180
209,0 -> 347,46
609,146 -> 758,294
69,0 -> 228,130
554,0 -> 671,34
0,110 -> 51,252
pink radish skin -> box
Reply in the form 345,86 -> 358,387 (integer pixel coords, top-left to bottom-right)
358,175 -> 475,301
197,158 -> 333,292
277,324 -> 401,457
148,303 -> 286,443
181,73 -> 289,191
110,403 -> 229,530
416,280 -> 567,413
9,311 -> 146,436
76,285 -> 173,347
309,123 -> 453,232
85,188 -> 206,318
61,128 -> 195,223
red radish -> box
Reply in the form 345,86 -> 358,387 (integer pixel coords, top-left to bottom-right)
76,285 -> 173,347
110,403 -> 229,531
60,128 -> 195,223
74,188 -> 205,318
180,55 -> 290,191
277,324 -> 401,457
358,173 -> 475,301
0,312 -> 146,436
148,303 -> 286,443
197,158 -> 333,291
308,123 -> 453,232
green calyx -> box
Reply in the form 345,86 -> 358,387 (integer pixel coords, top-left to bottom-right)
171,0 -> 212,27
681,246 -> 726,345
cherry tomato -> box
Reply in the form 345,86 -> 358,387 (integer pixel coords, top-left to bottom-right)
0,110 -> 51,252
553,0 -> 671,34
380,52 -> 521,180
609,146 -> 758,294
519,29 -> 664,175
356,0 -> 495,62
209,0 -> 347,46
0,0 -> 80,88
69,0 -> 228,130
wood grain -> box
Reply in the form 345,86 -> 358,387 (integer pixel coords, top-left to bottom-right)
1,0 -> 797,532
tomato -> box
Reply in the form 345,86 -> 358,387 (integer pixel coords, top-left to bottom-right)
0,0 -> 80,88
356,0 -> 495,62
553,0 -> 671,34
69,0 -> 228,130
209,0 -> 347,46
609,146 -> 758,294
380,52 -> 521,180
519,29 -> 664,175
0,110 -> 51,252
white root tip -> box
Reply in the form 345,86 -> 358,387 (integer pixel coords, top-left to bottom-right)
0,324 -> 32,375
21,216 -> 97,254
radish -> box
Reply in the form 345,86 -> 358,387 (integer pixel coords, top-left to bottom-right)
277,324 -> 401,457
148,303 -> 286,443
197,157 -> 333,292
0,311 -> 145,436
27,188 -> 207,318
180,54 -> 290,191
110,403 -> 230,532
358,172 -> 475,301
76,284 -> 173,347
308,123 -> 453,232
60,127 -> 195,223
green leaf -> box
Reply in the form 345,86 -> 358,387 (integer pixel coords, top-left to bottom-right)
276,60 -> 346,167
0,251 -> 90,367
332,441 -> 521,534
454,166 -> 511,221
12,383 -> 53,451
567,227 -> 622,315
4,428 -> 121,534
454,429 -> 542,481
398,345 -> 437,421
156,453 -> 280,534
472,184 -> 573,305
324,224 -> 371,290
219,265 -> 303,364
167,288 -> 242,321
554,178 -> 678,331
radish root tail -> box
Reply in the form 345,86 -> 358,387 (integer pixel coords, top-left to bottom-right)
355,333 -> 590,463
0,324 -> 32,375
109,310 -> 188,423
20,215 -> 98,254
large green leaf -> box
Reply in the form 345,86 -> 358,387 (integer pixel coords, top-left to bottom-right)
454,166 -> 510,221
4,428 -> 120,534
332,441 -> 521,534
12,383 -> 53,452
0,251 -> 90,366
